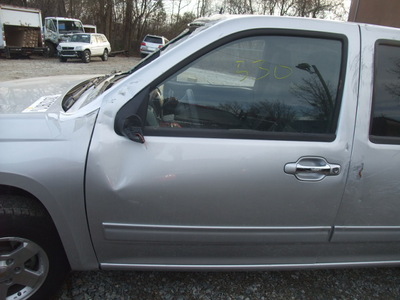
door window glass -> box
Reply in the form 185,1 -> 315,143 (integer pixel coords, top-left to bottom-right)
146,34 -> 343,139
46,19 -> 56,32
371,43 -> 400,142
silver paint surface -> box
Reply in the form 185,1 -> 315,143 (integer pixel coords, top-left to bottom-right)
2,16 -> 400,271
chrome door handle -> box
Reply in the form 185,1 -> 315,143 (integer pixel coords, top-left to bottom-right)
284,157 -> 341,181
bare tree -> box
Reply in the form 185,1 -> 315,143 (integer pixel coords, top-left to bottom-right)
196,0 -> 210,17
224,0 -> 256,14
292,75 -> 335,122
258,0 -> 279,15
170,0 -> 192,22
124,0 -> 134,51
131,0 -> 164,50
16,0 -> 348,54
294,0 -> 344,18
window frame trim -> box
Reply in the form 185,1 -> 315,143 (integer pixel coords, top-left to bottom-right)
370,39 -> 400,145
117,29 -> 348,142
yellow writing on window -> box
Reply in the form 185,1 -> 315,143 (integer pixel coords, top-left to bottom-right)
236,60 -> 293,81
235,60 -> 249,81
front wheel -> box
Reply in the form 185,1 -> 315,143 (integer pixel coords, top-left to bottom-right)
82,50 -> 91,63
0,195 -> 70,299
101,49 -> 108,61
44,42 -> 57,57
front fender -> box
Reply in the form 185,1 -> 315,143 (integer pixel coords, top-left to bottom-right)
0,110 -> 100,270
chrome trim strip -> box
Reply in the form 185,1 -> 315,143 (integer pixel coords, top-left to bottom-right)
102,223 -> 332,244
335,226 -> 400,229
101,260 -> 400,271
332,226 -> 400,242
103,222 -> 331,231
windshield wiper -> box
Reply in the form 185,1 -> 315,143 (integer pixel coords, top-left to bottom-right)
62,75 -> 108,111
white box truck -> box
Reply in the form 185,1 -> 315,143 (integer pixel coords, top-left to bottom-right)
44,17 -> 85,56
83,24 -> 97,33
0,4 -> 47,58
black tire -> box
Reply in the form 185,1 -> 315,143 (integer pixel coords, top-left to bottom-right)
5,47 -> 11,59
82,50 -> 91,63
101,49 -> 108,61
0,194 -> 70,300
45,42 -> 56,58
59,57 -> 67,62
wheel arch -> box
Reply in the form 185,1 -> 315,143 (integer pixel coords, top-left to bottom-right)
0,177 -> 99,271
0,185 -> 53,218
0,184 -> 70,260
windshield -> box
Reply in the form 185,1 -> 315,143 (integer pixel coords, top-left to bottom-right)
58,20 -> 84,33
70,34 -> 90,43
127,16 -> 223,75
128,28 -> 193,74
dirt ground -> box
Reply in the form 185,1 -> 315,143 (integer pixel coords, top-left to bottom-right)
0,55 -> 141,82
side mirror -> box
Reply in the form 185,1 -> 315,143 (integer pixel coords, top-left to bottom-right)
121,115 -> 145,144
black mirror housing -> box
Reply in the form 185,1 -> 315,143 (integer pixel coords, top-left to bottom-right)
121,115 -> 145,143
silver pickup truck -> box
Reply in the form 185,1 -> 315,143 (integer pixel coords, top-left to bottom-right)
1,14 -> 400,299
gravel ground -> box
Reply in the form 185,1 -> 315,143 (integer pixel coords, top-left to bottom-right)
0,55 -> 140,81
55,268 -> 400,300
2,55 -> 400,300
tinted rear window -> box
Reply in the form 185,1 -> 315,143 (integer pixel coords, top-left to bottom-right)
145,36 -> 162,44
371,43 -> 400,143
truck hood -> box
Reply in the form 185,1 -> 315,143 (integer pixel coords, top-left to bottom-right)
0,74 -> 104,142
0,74 -> 98,114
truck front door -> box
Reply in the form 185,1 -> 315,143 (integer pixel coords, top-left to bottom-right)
85,23 -> 360,268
